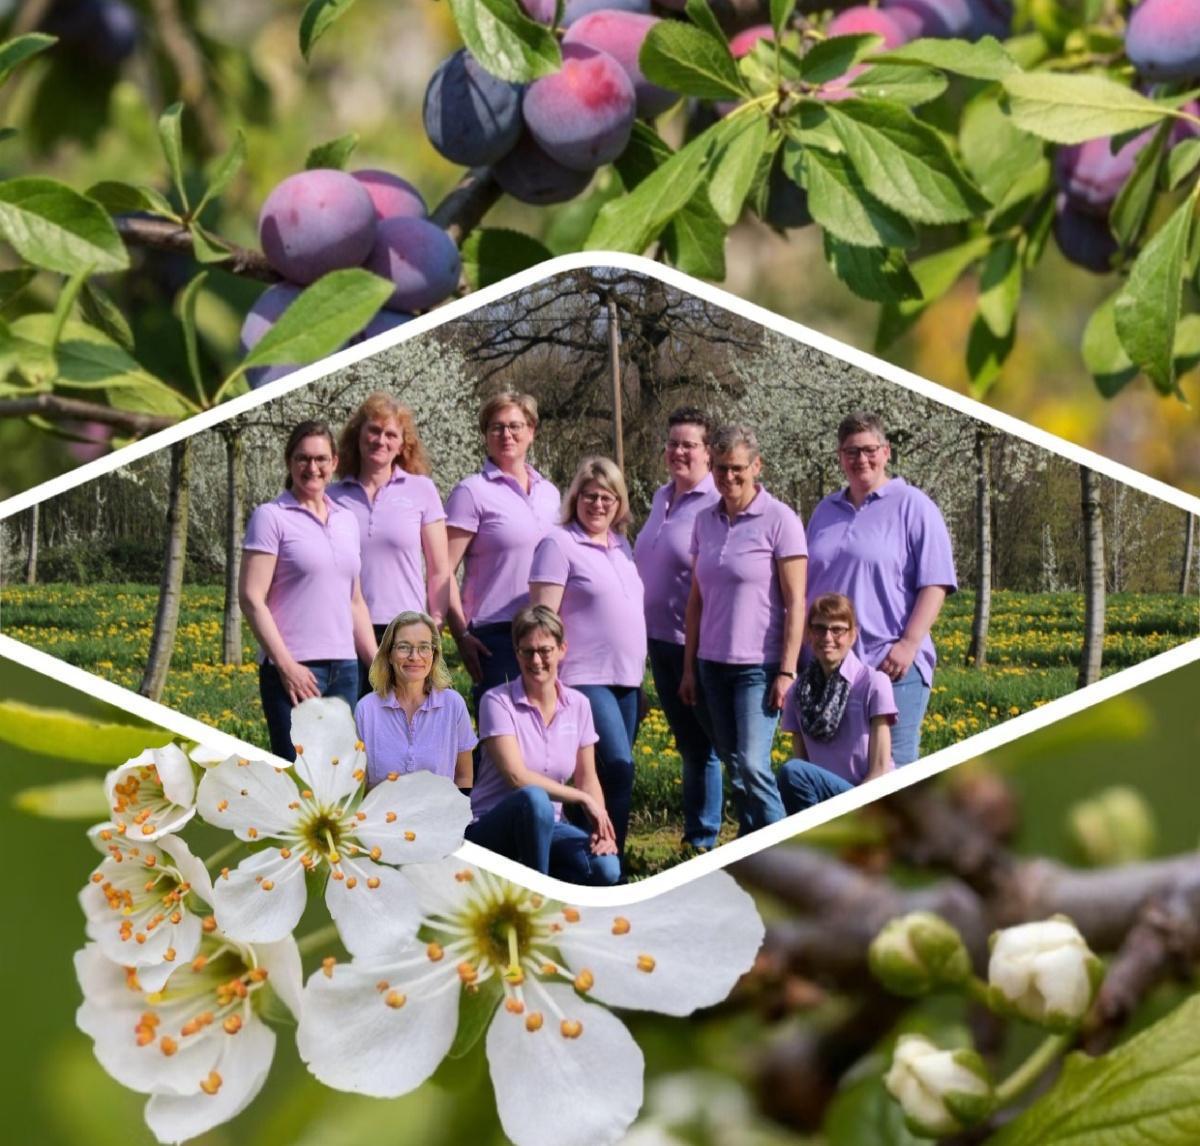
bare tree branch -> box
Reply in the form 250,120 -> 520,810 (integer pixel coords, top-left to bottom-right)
430,167 -> 503,246
0,393 -> 177,435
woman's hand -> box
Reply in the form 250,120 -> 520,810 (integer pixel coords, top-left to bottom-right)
768,672 -> 792,712
880,637 -> 917,682
279,660 -> 321,706
586,805 -> 618,856
678,666 -> 697,706
455,631 -> 491,684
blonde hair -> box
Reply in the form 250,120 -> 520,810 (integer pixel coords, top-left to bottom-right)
561,455 -> 632,535
336,393 -> 430,479
368,611 -> 451,697
478,390 -> 539,435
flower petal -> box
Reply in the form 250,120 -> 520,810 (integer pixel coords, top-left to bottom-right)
555,871 -> 763,1015
211,849 -> 308,944
357,771 -> 471,864
395,855 -> 480,918
486,981 -> 644,1146
154,744 -> 197,809
256,936 -> 305,1022
325,860 -> 421,958
1033,945 -> 1092,1019
290,698 -> 363,804
196,757 -> 298,839
156,834 -> 215,908
298,952 -> 459,1097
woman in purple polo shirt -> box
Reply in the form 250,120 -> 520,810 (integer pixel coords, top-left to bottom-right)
777,593 -> 896,814
805,411 -> 957,764
467,605 -> 619,886
633,407 -> 723,853
329,394 -> 451,696
529,456 -> 646,864
240,420 -> 376,762
680,425 -> 808,836
445,391 -> 561,698
355,610 -> 475,789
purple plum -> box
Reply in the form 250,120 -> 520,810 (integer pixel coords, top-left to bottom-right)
351,170 -> 427,221
564,11 -> 678,119
363,217 -> 462,312
422,50 -> 524,167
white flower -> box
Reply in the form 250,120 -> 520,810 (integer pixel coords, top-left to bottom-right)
297,860 -> 764,1146
105,745 -> 197,842
987,916 -> 1103,1031
80,832 -> 213,992
196,698 -> 470,956
884,1034 -> 993,1137
75,926 -> 302,1145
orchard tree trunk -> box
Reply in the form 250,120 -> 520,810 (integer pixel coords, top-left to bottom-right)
24,504 -> 38,584
967,426 -> 992,667
1182,512 -> 1196,596
221,425 -> 246,666
140,440 -> 191,701
1078,466 -> 1106,689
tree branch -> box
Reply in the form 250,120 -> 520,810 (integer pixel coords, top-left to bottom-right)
147,0 -> 227,158
0,393 -> 177,434
430,166 -> 503,246
114,216 -> 278,281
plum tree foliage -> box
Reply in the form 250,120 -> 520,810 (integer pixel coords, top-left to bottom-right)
2,0 -> 1200,454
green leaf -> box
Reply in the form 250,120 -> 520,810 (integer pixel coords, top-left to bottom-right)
0,267 -> 36,304
460,229 -> 554,290
875,235 -> 992,348
85,181 -> 178,220
49,266 -> 91,347
960,93 -> 1047,206
640,19 -> 747,100
0,699 -> 173,764
299,0 -> 360,60
0,178 -> 128,274
825,1068 -> 925,1146
1114,194 -> 1193,393
1083,292 -> 1139,396
14,778 -> 110,820
0,317 -> 56,386
770,0 -> 796,40
306,133 -> 360,171
684,0 -> 726,45
1001,73 -> 1171,144
80,281 -> 135,352
847,64 -> 948,107
1168,138 -> 1200,190
827,100 -> 990,224
663,198 -> 727,277
991,992 -> 1200,1146
967,312 -> 1015,393
447,0 -> 561,83
157,103 -> 188,211
977,238 -> 1022,338
1109,122 -> 1170,251
708,113 -> 770,224
0,33 -> 58,88
189,223 -> 232,264
179,272 -> 208,403
824,234 -> 921,303
803,148 -> 917,248
447,976 -> 503,1059
876,35 -> 1017,81
799,35 -> 880,85
194,129 -> 246,218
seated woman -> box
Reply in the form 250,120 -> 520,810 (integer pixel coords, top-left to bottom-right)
354,610 -> 475,790
776,593 -> 897,815
466,605 -> 620,886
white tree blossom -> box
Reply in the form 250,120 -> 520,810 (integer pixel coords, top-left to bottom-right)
885,1034 -> 993,1137
104,745 -> 197,842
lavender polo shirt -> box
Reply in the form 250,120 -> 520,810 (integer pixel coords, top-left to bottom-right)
243,491 -> 361,663
444,460 -> 561,626
529,523 -> 647,687
805,477 -> 957,686
329,469 -> 445,624
471,678 -> 599,822
690,488 -> 808,665
354,687 -> 477,786
633,474 -> 720,645
781,650 -> 897,785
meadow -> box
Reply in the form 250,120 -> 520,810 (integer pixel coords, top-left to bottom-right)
2,583 -> 1195,870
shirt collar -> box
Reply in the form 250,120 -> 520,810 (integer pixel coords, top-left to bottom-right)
278,489 -> 340,516
345,466 -> 409,490
835,475 -> 905,505
483,458 -> 543,486
836,647 -> 864,684
381,687 -> 445,711
666,472 -> 716,502
566,520 -> 616,549
720,485 -> 769,520
510,676 -> 566,713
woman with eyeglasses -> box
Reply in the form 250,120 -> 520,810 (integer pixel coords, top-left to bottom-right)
528,456 -> 645,864
240,420 -> 377,761
633,406 -> 723,853
776,593 -> 896,814
354,610 -> 475,789
329,394 -> 451,698
467,605 -> 620,886
679,425 -> 808,837
805,411 -> 956,764
445,391 -> 561,699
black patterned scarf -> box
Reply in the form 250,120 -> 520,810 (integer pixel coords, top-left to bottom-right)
794,658 -> 852,743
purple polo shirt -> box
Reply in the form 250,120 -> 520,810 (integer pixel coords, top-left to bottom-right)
690,487 -> 808,665
354,687 -> 477,785
444,460 -> 561,626
243,491 -> 361,663
633,474 -> 720,645
781,650 -> 896,785
471,678 -> 598,822
529,523 -> 647,687
806,477 -> 957,686
329,469 -> 445,624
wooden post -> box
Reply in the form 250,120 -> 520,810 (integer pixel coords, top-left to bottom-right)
1181,511 -> 1196,596
607,291 -> 624,471
221,425 -> 246,666
967,426 -> 992,668
24,503 -> 38,584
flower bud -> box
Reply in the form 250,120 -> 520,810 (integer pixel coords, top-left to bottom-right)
1068,786 -> 1155,867
869,912 -> 972,997
884,1034 -> 993,1137
987,916 -> 1104,1031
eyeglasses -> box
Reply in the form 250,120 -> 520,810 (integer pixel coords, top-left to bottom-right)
810,622 -> 852,639
839,444 -> 885,460
517,644 -> 559,661
714,463 -> 753,477
579,492 -> 618,507
487,421 -> 527,436
292,454 -> 332,467
665,438 -> 705,452
392,642 -> 435,658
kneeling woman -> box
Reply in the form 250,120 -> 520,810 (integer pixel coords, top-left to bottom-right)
467,605 -> 620,886
777,594 -> 897,814
355,610 -> 475,790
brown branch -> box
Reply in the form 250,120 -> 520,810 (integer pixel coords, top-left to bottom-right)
114,216 -> 278,282
0,393 -> 177,435
430,166 -> 503,247
147,0 -> 227,158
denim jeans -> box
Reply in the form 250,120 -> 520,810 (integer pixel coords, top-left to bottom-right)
696,659 -> 786,835
648,639 -> 722,849
465,787 -> 620,886
259,658 -> 359,762
777,758 -> 855,816
890,665 -> 932,765
469,621 -> 522,705
573,684 -> 638,860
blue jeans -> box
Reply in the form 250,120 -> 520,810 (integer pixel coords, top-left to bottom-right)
890,665 -> 932,765
696,659 -> 786,835
648,639 -> 722,848
573,684 -> 638,860
466,787 -> 620,886
777,759 -> 855,816
469,621 -> 522,705
259,658 -> 359,762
